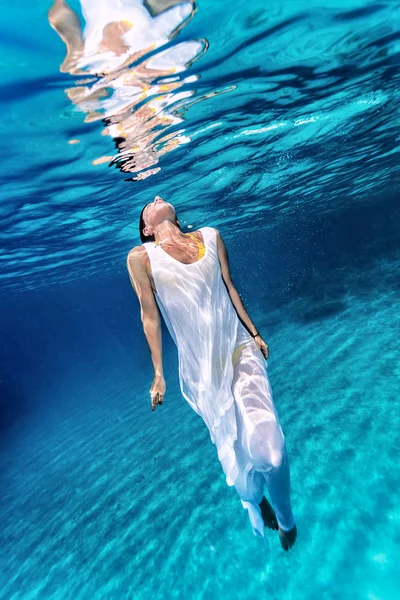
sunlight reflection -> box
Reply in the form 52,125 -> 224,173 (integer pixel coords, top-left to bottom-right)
48,0 -> 208,180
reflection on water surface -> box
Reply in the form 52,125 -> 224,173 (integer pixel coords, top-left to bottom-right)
49,0 -> 210,180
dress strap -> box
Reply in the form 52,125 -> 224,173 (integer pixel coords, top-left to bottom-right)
185,232 -> 206,259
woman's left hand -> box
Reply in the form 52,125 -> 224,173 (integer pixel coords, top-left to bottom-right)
254,334 -> 269,360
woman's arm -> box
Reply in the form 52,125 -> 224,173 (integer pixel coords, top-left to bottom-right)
126,247 -> 166,410
48,0 -> 84,74
215,229 -> 269,359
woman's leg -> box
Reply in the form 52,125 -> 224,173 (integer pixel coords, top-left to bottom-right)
261,446 -> 295,531
231,340 -> 295,539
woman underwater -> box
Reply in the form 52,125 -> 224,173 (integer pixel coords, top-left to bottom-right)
127,196 -> 297,550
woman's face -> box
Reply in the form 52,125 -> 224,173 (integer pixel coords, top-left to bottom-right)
143,196 -> 176,229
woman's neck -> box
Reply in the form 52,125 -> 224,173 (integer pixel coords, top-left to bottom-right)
153,221 -> 185,246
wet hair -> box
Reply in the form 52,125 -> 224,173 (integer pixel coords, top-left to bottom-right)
139,203 -> 179,244
139,204 -> 154,243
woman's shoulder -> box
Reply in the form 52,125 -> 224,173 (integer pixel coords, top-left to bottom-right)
127,244 -> 147,256
198,226 -> 219,237
126,245 -> 150,268
190,227 -> 218,244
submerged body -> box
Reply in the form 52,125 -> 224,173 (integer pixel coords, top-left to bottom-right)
143,226 -> 295,540
127,197 -> 297,549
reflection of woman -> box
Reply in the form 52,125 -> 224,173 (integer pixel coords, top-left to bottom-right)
48,0 -> 195,75
48,0 -> 201,178
127,197 -> 297,550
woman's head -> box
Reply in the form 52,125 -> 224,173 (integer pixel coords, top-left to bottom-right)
139,196 -> 179,242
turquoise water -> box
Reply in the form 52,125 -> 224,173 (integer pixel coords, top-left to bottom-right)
1,1 -> 400,598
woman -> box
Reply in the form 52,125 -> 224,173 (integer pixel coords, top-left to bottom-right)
127,196 -> 297,550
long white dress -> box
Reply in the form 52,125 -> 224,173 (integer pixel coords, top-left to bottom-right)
143,227 -> 295,541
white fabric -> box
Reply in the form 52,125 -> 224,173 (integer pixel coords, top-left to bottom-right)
231,328 -> 295,537
78,0 -> 193,74
72,0 -> 201,159
143,227 -> 295,541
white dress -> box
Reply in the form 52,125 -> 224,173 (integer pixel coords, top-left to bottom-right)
78,0 -> 193,74
143,227 -> 295,541
72,0 -> 201,175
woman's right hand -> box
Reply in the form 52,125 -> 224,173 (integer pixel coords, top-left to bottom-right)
150,374 -> 166,411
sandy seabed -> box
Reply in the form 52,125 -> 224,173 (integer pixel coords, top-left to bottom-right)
1,269 -> 399,600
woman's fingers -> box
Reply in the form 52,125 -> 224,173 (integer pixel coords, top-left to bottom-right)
150,375 -> 166,411
151,391 -> 159,411
261,342 -> 269,359
151,391 -> 164,410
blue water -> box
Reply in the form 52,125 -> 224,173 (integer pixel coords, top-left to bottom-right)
1,0 -> 400,598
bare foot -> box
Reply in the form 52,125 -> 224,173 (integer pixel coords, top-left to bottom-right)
259,496 -> 278,530
278,524 -> 297,551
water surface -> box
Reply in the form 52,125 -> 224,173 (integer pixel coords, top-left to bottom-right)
1,1 -> 399,598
